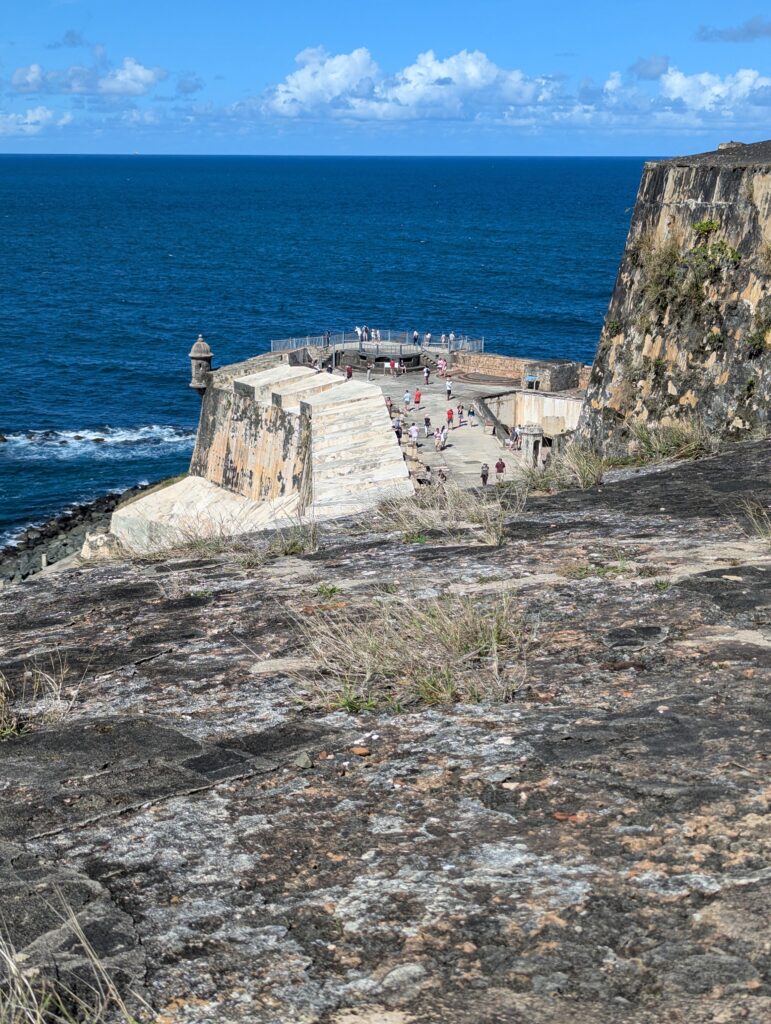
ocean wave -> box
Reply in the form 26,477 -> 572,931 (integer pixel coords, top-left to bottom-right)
0,424 -> 195,460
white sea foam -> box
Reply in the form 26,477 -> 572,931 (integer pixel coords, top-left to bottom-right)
0,425 -> 195,460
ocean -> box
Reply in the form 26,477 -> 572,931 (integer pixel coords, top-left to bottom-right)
0,155 -> 645,543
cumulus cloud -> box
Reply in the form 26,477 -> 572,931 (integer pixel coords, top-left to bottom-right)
630,54 -> 670,80
0,105 -> 70,136
263,47 -> 557,121
98,57 -> 167,96
11,56 -> 167,96
660,66 -> 771,111
697,17 -> 771,43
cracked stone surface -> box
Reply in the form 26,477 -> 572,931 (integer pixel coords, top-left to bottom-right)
1,440 -> 769,1023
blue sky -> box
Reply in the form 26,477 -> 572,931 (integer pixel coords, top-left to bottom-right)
2,0 -> 771,154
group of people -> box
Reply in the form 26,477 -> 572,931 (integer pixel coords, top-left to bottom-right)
410,331 -> 459,348
480,458 -> 507,485
354,326 -> 380,342
505,425 -> 524,450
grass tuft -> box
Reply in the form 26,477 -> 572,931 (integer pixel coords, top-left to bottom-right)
513,444 -> 605,493
295,594 -> 534,711
628,420 -> 719,463
736,497 -> 771,548
377,481 -> 525,547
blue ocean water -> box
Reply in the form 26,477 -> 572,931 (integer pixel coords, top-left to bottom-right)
1,155 -> 645,542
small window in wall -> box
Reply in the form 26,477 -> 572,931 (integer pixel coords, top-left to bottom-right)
525,374 -> 540,390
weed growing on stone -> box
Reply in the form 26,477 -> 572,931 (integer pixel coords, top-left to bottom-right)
316,583 -> 341,598
295,595 -> 532,711
0,673 -> 24,739
736,497 -> 771,548
377,481 -> 524,547
629,421 -> 719,463
654,579 -> 672,592
514,444 -> 605,493
266,518 -> 319,557
0,905 -> 148,1023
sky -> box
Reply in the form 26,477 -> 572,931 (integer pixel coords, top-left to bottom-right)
2,0 -> 771,155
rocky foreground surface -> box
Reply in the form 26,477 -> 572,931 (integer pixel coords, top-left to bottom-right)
1,442 -> 769,1023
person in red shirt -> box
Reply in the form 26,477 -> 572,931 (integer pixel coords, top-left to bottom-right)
495,457 -> 506,481
389,358 -> 396,376
447,407 -> 455,429
414,388 -> 422,408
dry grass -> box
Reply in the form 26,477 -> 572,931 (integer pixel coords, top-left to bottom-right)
377,481 -> 526,546
0,905 -> 148,1023
629,420 -> 719,463
736,496 -> 771,547
0,649 -> 86,739
294,594 -> 534,711
135,514 -> 319,566
513,444 -> 606,492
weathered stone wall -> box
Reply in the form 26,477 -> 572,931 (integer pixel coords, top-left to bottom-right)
578,142 -> 771,452
452,351 -> 587,390
189,382 -> 310,503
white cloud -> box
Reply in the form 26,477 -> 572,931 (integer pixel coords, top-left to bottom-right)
660,66 -> 771,112
98,57 -> 167,96
0,105 -> 65,136
264,47 -> 557,122
11,56 -> 167,97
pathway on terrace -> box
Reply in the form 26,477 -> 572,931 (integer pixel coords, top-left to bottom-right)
357,365 -> 522,486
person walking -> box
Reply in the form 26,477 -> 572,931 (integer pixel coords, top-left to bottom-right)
446,407 -> 455,430
403,388 -> 411,411
468,405 -> 476,427
495,457 -> 506,482
514,425 -> 522,450
480,462 -> 490,486
414,387 -> 422,408
440,425 -> 448,450
385,395 -> 393,415
366,361 -> 374,382
389,358 -> 396,377
422,365 -> 430,386
433,427 -> 442,451
408,422 -> 419,451
445,378 -> 453,400
457,403 -> 465,426
423,414 -> 432,437
394,423 -> 403,446
412,329 -> 419,344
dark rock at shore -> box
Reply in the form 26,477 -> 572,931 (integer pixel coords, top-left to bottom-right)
0,481 -> 157,584
0,441 -> 768,1022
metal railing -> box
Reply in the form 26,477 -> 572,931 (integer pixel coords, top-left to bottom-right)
270,329 -> 484,356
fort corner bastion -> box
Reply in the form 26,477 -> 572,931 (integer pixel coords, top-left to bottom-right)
110,352 -> 414,553
578,139 -> 771,452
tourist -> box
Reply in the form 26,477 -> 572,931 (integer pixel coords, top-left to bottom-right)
385,395 -> 393,414
389,358 -> 396,377
446,407 -> 454,429
480,462 -> 489,486
412,329 -> 419,344
449,331 -> 456,346
445,379 -> 453,400
394,424 -> 403,446
441,333 -> 447,346
399,359 -> 407,375
326,364 -> 334,374
345,364 -> 353,380
355,326 -> 362,340
323,330 -> 331,346
425,331 -> 432,346
366,361 -> 374,382
437,468 -> 448,483
468,405 -> 476,427
414,387 -> 422,408
424,464 -> 433,486
423,414 -> 432,437
440,425 -> 448,449
433,427 -> 442,451
408,422 -> 419,449
403,389 -> 411,410
423,365 -> 430,385
457,403 -> 465,425
495,457 -> 506,482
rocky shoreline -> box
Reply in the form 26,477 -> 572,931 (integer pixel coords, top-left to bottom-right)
0,481 -> 156,585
